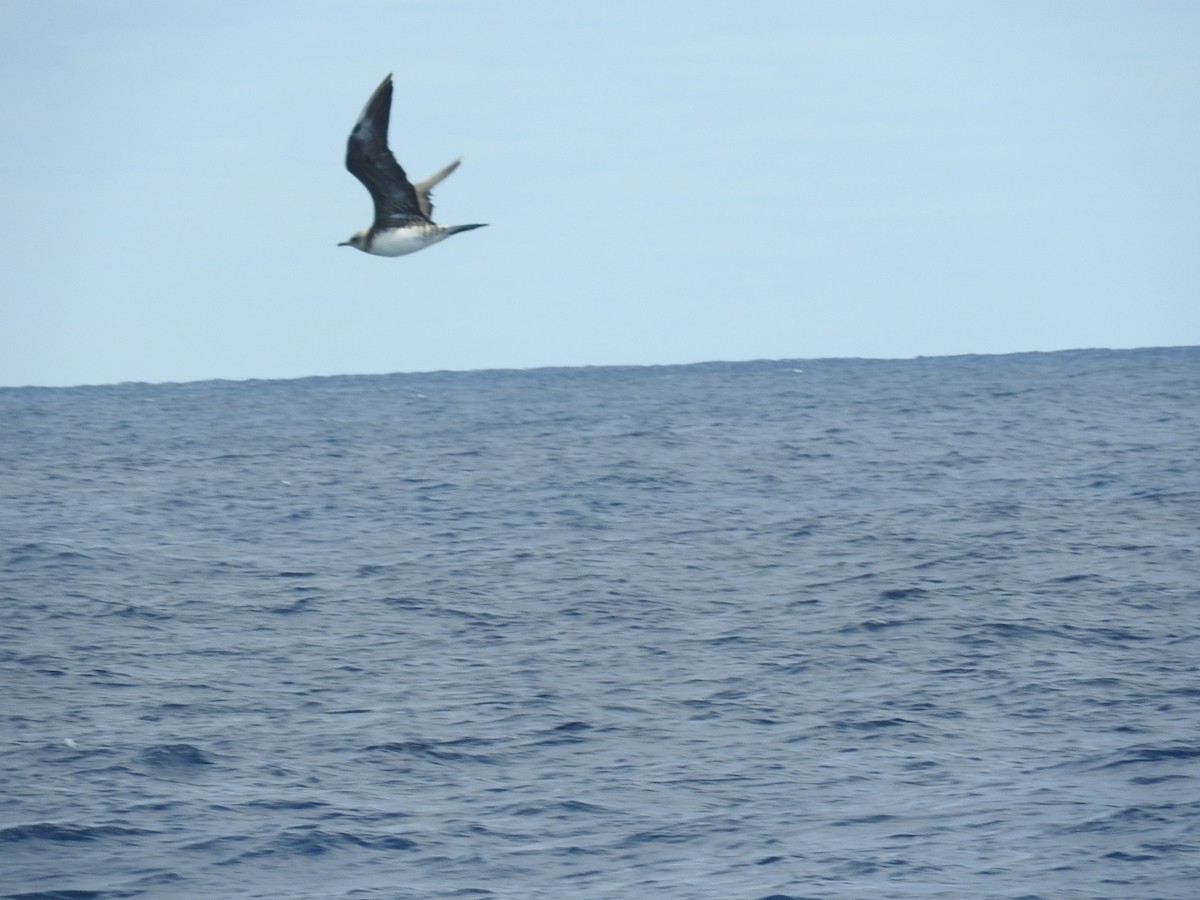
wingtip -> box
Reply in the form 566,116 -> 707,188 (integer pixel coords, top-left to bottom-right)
355,74 -> 395,126
368,73 -> 393,96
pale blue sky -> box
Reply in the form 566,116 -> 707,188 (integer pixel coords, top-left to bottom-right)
2,1 -> 1197,386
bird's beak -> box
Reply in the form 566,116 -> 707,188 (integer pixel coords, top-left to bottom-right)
337,241 -> 350,247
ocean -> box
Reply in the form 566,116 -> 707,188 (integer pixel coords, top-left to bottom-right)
1,347 -> 1197,899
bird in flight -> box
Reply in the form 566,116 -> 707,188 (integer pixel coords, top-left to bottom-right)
339,74 -> 486,256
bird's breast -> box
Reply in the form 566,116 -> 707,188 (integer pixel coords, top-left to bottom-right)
366,225 -> 448,257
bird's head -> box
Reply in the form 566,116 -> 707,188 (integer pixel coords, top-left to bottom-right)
338,230 -> 367,250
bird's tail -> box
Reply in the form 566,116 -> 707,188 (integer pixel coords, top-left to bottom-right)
447,223 -> 488,236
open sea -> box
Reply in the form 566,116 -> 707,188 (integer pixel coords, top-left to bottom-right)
2,347 -> 1198,899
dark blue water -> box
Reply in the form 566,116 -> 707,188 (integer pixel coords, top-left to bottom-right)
2,348 -> 1198,899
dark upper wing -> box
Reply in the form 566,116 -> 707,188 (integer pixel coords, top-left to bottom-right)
345,74 -> 428,226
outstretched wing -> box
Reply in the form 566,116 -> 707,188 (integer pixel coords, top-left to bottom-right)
345,74 -> 428,227
413,158 -> 462,221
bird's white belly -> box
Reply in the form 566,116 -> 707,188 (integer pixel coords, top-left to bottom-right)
368,226 -> 447,257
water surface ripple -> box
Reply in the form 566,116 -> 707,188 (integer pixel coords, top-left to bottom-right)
2,348 -> 1198,898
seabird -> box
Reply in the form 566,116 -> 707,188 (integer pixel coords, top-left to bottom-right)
339,74 -> 486,256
